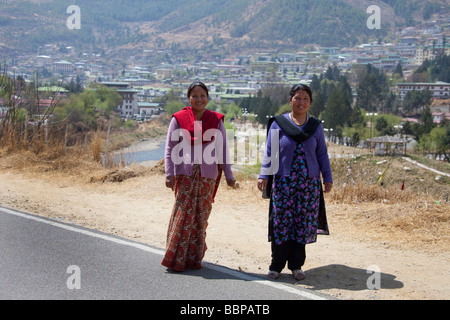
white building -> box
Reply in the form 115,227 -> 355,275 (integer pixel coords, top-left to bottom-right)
137,102 -> 160,118
101,82 -> 139,118
53,60 -> 74,74
36,55 -> 52,67
280,62 -> 306,73
396,81 -> 450,100
415,46 -> 450,65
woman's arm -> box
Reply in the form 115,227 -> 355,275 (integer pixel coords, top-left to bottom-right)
218,121 -> 235,187
164,117 -> 179,189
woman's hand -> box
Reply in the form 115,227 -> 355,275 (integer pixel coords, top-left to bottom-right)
165,176 -> 175,191
323,182 -> 333,193
257,178 -> 268,192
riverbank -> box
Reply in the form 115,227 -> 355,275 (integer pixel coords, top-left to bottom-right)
117,135 -> 166,167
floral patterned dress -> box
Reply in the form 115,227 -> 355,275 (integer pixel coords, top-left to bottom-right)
271,143 -> 324,245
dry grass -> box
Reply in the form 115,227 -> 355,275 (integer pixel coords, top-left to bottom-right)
0,115 -> 171,178
328,181 -> 414,204
330,197 -> 450,252
329,153 -> 449,200
0,146 -> 100,177
324,154 -> 449,252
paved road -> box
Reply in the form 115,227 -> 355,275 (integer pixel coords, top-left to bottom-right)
0,207 -> 331,302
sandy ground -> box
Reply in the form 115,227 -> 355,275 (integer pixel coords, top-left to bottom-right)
0,140 -> 448,300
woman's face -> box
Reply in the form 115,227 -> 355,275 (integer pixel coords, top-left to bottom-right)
290,90 -> 311,116
189,86 -> 208,112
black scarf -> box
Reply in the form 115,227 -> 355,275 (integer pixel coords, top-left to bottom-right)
266,114 -> 321,144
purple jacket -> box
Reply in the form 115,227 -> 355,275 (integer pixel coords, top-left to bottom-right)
259,113 -> 333,183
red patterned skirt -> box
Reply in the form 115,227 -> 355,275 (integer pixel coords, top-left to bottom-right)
161,165 -> 216,271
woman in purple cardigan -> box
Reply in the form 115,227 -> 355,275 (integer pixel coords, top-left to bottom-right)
257,84 -> 333,281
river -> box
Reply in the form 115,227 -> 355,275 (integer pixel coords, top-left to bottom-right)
115,135 -> 166,167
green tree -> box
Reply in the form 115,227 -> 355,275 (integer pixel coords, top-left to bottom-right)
356,64 -> 389,113
349,105 -> 365,128
51,85 -> 122,132
54,93 -> 97,132
443,123 -> 450,161
351,132 -> 360,147
309,91 -> 325,118
238,94 -> 278,124
309,74 -> 321,92
402,88 -> 432,116
420,106 -> 434,135
393,62 -> 403,78
221,102 -> 241,122
430,54 -> 450,83
207,99 -> 218,111
322,83 -> 352,129
91,84 -> 122,117
324,65 -> 341,81
165,100 -> 185,115
375,116 -> 396,136
375,116 -> 388,133
411,59 -> 430,82
417,126 -> 447,157
430,126 -> 449,160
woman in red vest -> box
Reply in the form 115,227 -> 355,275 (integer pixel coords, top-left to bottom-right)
162,81 -> 235,272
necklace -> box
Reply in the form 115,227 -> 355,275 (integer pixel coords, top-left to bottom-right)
290,112 -> 309,127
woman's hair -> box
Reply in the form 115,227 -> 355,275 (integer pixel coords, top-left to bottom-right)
289,84 -> 313,103
187,81 -> 209,98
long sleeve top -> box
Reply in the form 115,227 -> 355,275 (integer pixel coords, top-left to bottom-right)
259,113 -> 333,183
164,117 -> 234,181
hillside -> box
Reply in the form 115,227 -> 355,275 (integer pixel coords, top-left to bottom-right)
0,0 -> 448,55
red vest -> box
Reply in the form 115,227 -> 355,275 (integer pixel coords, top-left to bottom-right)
172,107 -> 225,145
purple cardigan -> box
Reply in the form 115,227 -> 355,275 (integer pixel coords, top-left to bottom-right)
259,114 -> 333,183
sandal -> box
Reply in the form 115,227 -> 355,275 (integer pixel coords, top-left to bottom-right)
267,271 -> 279,279
292,269 -> 305,281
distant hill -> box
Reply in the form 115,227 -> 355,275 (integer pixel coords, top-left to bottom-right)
0,0 -> 448,55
